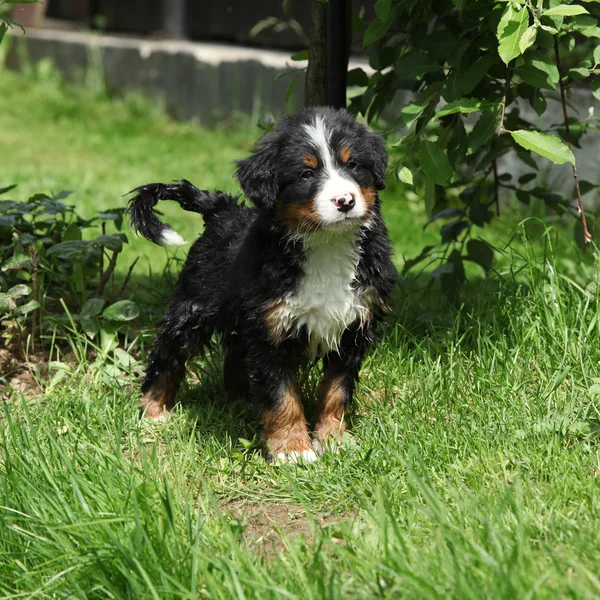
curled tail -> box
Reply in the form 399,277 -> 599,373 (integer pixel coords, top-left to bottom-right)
126,179 -> 238,246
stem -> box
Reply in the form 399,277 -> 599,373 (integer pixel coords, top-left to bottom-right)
554,37 -> 592,243
493,158 -> 500,217
96,250 -> 119,298
117,257 -> 139,297
31,248 -> 39,352
498,65 -> 511,135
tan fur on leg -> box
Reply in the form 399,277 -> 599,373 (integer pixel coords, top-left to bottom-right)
263,381 -> 316,463
140,374 -> 176,422
314,374 -> 347,454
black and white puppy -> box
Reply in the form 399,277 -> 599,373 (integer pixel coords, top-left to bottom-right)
127,107 -> 397,463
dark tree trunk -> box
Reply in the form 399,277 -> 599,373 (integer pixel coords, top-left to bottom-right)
162,0 -> 186,39
304,0 -> 351,109
304,0 -> 328,107
326,0 -> 351,109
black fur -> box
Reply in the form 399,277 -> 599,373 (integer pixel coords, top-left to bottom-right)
127,107 -> 397,461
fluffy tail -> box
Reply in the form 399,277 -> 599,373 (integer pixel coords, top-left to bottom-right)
126,179 -> 237,246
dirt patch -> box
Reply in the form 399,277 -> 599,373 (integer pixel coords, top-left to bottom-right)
226,499 -> 351,557
0,348 -> 45,398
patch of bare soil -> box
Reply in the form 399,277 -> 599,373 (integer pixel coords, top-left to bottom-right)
226,499 -> 351,558
0,348 -> 46,398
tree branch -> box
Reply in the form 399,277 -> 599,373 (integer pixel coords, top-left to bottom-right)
554,37 -> 592,243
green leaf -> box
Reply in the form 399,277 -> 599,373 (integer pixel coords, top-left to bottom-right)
102,300 -> 139,322
594,45 -> 600,65
81,316 -> 100,338
424,178 -> 436,217
543,5 -> 588,17
395,52 -> 441,80
525,51 -> 559,84
468,109 -> 498,154
400,82 -> 442,130
363,17 -> 393,48
62,223 -> 82,242
0,22 -> 8,45
398,166 -> 414,185
593,76 -> 600,100
497,6 -> 529,65
290,49 -> 308,61
1,253 -> 32,272
416,30 -> 458,61
0,293 -> 16,313
53,190 -> 73,201
7,284 -> 32,298
515,64 -> 557,89
81,298 -> 106,319
94,234 -> 123,252
347,68 -> 369,87
15,300 -> 40,316
46,240 -> 96,261
425,208 -> 465,227
436,98 -> 488,118
510,130 -> 575,165
0,184 -> 18,196
519,25 -> 537,54
419,141 -> 454,186
466,239 -> 494,272
462,56 -> 497,95
569,67 -> 590,80
374,0 -> 393,21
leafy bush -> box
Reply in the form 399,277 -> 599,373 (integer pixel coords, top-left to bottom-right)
0,185 -> 140,357
344,0 -> 599,297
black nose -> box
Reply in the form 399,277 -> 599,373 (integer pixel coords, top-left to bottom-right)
332,193 -> 356,213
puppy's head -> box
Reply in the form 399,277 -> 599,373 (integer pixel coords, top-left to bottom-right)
236,107 -> 387,233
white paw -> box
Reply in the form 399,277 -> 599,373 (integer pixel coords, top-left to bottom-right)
273,449 -> 318,464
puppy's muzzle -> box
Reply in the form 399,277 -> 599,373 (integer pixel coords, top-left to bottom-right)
332,192 -> 356,214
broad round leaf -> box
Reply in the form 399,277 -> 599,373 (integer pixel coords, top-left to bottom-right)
102,300 -> 139,322
467,239 -> 494,272
81,298 -> 106,319
398,166 -> 414,185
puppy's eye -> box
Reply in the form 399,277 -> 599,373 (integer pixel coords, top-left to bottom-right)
346,160 -> 358,170
300,170 -> 314,180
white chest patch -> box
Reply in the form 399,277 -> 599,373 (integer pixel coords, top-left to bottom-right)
269,231 -> 370,358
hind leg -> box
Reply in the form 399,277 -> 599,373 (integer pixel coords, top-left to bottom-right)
141,298 -> 215,421
223,336 -> 249,403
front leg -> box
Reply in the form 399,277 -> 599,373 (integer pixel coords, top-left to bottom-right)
246,344 -> 315,463
314,327 -> 370,453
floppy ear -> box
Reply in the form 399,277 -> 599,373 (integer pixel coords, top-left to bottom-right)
235,133 -> 279,210
366,131 -> 388,191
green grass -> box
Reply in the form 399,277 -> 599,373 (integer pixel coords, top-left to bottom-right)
2,62 -> 600,598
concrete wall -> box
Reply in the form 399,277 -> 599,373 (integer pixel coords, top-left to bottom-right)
5,28 -> 308,123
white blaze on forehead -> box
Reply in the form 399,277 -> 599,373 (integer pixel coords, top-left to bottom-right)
302,115 -> 367,224
303,115 -> 335,171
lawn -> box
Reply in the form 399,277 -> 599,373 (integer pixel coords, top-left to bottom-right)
1,62 -> 600,598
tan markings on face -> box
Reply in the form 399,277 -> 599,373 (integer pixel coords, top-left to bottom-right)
303,154 -> 319,169
263,381 -> 312,456
140,373 -> 177,421
360,186 -> 377,211
275,198 -> 322,232
314,374 -> 347,445
340,147 -> 352,164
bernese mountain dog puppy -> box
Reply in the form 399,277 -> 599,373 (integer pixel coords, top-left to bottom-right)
127,107 -> 397,463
